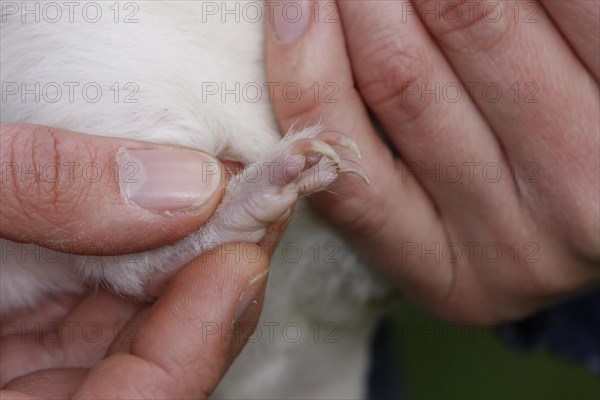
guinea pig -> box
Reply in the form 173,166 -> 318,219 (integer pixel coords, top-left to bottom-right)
0,2 -> 389,398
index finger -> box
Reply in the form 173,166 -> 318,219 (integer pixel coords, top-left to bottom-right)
72,244 -> 270,399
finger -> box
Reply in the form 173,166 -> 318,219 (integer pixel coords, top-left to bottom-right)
258,204 -> 294,258
265,0 -> 454,302
104,307 -> 151,356
1,293 -> 81,329
0,123 -> 226,254
0,289 -> 138,387
0,390 -> 42,399
110,206 -> 288,355
3,368 -> 87,399
542,0 -> 600,80
337,1 -> 520,244
412,0 -> 600,256
73,244 -> 270,399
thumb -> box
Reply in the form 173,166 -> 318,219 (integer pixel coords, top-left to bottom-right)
72,244 -> 270,399
0,123 -> 225,254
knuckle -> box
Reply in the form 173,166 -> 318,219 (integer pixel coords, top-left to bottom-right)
315,177 -> 391,239
272,78 -> 347,128
562,203 -> 600,262
354,34 -> 431,124
270,51 -> 354,128
525,259 -> 587,302
579,220 -> 600,262
18,127 -> 66,214
514,238 -> 597,302
561,175 -> 600,261
425,0 -> 513,54
1,124 -> 92,226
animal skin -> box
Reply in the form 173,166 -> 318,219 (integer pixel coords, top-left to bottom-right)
0,2 -> 388,398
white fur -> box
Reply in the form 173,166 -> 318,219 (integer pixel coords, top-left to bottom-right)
0,2 -> 388,398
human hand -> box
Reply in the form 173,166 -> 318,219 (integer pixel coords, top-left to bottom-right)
0,123 -> 225,254
0,123 -> 278,397
1,243 -> 271,399
264,0 -> 599,323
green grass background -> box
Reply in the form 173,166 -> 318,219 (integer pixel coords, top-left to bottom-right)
390,300 -> 600,400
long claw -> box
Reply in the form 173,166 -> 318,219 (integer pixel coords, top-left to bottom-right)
318,131 -> 362,159
291,139 -> 341,165
339,159 -> 370,184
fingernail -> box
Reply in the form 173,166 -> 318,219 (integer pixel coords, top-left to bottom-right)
118,148 -> 221,212
271,0 -> 311,43
233,269 -> 270,325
